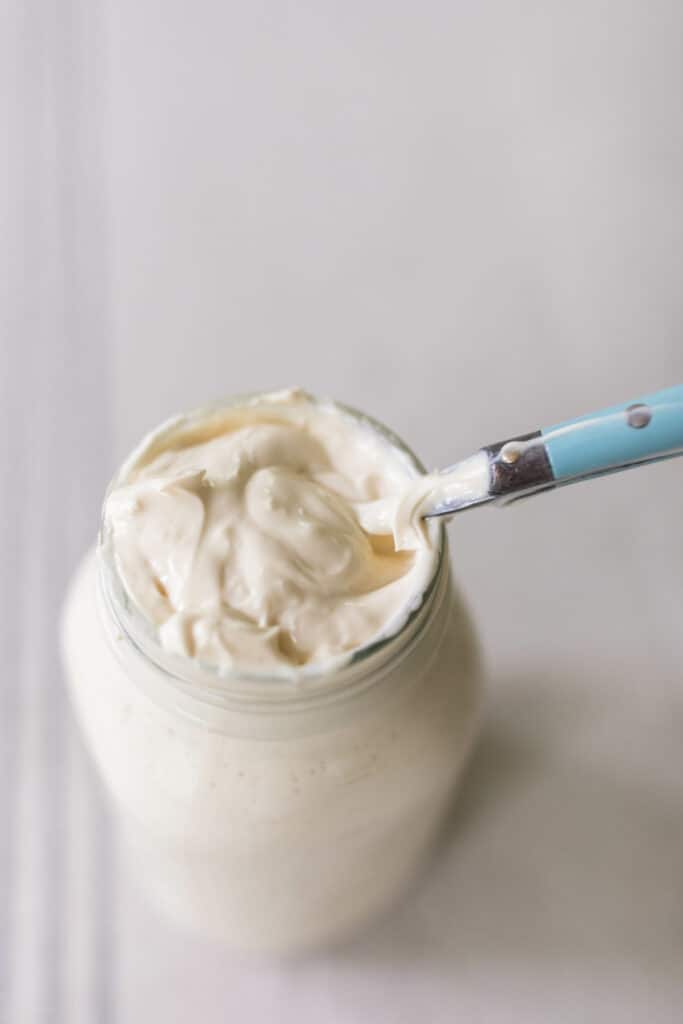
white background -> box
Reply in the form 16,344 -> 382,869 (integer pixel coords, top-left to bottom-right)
4,1 -> 683,1021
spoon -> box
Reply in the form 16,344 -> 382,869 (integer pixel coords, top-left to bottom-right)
356,385 -> 683,547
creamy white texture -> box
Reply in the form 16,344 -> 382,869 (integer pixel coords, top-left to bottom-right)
356,452 -> 491,549
104,390 -> 439,672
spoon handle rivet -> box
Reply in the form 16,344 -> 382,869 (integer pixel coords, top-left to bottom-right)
500,445 -> 522,465
626,403 -> 651,429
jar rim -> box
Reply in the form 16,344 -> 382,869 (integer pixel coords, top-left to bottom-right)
98,391 -> 445,710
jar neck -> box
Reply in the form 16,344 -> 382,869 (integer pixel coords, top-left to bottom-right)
97,544 -> 452,738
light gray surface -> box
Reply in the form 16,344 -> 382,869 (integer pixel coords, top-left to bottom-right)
4,1 -> 683,1021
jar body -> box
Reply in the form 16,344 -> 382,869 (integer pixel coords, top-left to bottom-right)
62,548 -> 481,953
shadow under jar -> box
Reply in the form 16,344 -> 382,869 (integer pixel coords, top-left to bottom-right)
61,397 -> 482,954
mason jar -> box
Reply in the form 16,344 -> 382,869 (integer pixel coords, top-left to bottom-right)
61,400 -> 481,954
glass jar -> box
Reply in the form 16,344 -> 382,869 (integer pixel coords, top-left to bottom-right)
61,400 -> 482,954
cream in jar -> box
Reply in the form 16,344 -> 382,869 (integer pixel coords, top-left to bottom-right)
103,388 -> 440,671
62,390 -> 481,951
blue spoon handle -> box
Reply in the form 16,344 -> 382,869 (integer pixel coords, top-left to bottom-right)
481,385 -> 683,506
541,385 -> 683,482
